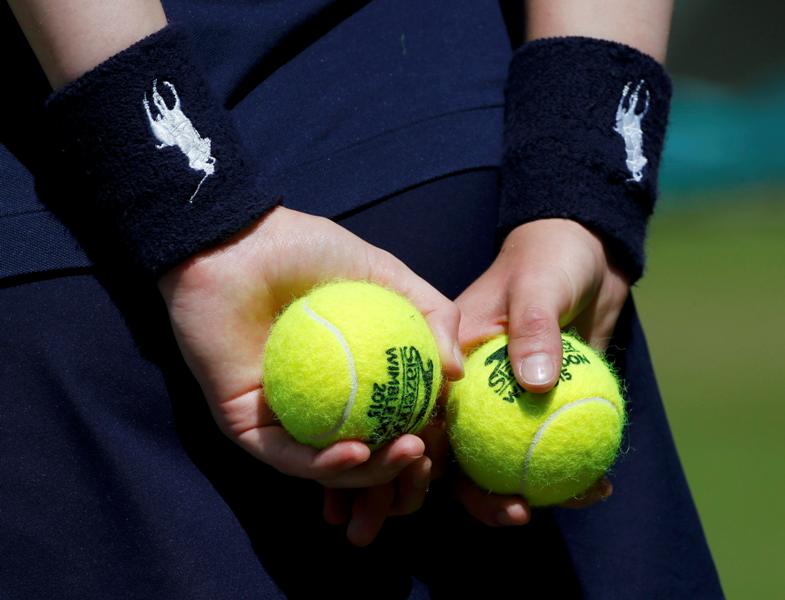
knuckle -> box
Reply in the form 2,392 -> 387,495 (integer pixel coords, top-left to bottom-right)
276,450 -> 308,479
439,301 -> 461,327
370,248 -> 405,277
300,464 -> 322,480
510,305 -> 553,342
215,417 -> 239,442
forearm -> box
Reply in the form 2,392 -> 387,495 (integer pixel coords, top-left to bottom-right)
499,2 -> 674,282
525,0 -> 673,62
7,0 -> 166,89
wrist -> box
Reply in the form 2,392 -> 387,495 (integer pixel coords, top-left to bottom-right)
504,218 -> 606,270
498,36 -> 672,283
43,24 -> 281,280
157,205 -> 291,303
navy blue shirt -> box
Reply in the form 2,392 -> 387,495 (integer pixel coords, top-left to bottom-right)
0,0 -> 511,279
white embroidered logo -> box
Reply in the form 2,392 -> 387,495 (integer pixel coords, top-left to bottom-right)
614,80 -> 650,183
143,80 -> 216,203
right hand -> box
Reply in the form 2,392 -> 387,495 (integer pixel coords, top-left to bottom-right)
157,206 -> 463,541
451,218 -> 628,525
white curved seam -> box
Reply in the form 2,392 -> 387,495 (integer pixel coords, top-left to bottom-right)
302,300 -> 358,442
520,397 -> 619,496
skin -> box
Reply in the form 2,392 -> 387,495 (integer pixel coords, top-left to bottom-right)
452,0 -> 673,527
9,0 -> 673,545
7,0 -> 167,90
157,207 -> 464,550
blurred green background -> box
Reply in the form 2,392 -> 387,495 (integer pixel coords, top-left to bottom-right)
633,2 -> 785,597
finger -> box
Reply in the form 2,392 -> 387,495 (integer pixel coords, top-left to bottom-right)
453,268 -> 508,351
389,456 -> 432,516
318,434 -> 425,488
570,303 -> 622,352
560,477 -> 614,509
569,268 -> 630,351
366,248 -> 464,380
454,477 -> 530,527
418,418 -> 450,480
323,487 -> 352,525
347,483 -> 394,547
236,426 -> 371,479
507,273 -> 571,393
569,299 -> 616,351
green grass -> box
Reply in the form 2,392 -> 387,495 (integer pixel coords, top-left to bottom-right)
634,187 -> 785,599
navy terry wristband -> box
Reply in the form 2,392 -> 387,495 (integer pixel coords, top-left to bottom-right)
44,26 -> 279,278
499,37 -> 672,281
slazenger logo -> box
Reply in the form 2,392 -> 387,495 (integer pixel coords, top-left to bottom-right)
143,79 -> 216,203
367,346 -> 435,445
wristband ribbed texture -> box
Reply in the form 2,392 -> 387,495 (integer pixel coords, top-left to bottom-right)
44,25 -> 279,278
499,36 -> 672,281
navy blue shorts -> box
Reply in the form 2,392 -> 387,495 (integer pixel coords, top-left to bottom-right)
0,169 -> 722,598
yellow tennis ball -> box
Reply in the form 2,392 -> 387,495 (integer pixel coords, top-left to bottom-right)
447,333 -> 625,506
263,280 -> 442,449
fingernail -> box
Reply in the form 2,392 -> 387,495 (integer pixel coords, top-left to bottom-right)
496,504 -> 527,526
452,344 -> 465,376
519,353 -> 554,385
600,480 -> 613,499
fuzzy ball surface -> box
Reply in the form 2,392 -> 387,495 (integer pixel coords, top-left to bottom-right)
447,333 -> 625,506
263,280 -> 442,449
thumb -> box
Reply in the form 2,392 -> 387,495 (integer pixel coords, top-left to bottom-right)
366,247 -> 464,380
507,273 -> 570,393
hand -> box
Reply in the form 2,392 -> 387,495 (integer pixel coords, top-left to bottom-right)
321,415 -> 451,546
158,206 -> 463,542
453,218 -> 630,524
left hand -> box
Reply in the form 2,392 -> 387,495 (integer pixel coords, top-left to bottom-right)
453,218 -> 631,525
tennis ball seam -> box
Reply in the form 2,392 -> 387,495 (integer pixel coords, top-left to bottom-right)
301,299 -> 358,443
520,396 -> 620,497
